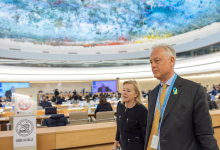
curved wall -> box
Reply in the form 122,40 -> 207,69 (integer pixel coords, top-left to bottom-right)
0,52 -> 220,81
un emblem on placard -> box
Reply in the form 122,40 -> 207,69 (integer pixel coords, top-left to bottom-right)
16,119 -> 34,137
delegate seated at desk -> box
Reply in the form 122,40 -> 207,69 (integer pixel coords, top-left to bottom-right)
40,96 -> 52,109
68,95 -> 79,104
83,95 -> 95,107
56,97 -> 66,104
95,96 -> 113,114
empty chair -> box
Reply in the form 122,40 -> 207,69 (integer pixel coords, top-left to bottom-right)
37,106 -> 43,110
45,107 -> 57,115
92,111 -> 116,123
208,101 -> 219,110
68,112 -> 91,125
42,114 -> 69,127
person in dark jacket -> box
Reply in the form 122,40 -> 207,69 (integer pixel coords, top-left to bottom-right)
54,89 -> 59,97
42,114 -> 69,127
0,97 -> 2,107
40,96 -> 52,109
56,97 -> 66,104
95,96 -> 113,114
112,80 -> 148,150
117,93 -> 121,100
73,89 -> 77,95
209,87 -> 218,96
204,87 -> 211,102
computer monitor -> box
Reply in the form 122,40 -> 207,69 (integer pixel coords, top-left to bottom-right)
62,101 -> 70,105
45,107 -> 57,115
211,95 -> 216,101
79,102 -> 84,107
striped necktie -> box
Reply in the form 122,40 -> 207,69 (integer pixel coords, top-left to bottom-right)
147,84 -> 168,150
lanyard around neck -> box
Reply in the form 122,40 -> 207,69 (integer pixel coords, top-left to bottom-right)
157,73 -> 177,131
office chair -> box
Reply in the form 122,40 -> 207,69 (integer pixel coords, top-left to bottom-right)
68,112 -> 91,125
37,106 -> 43,110
91,111 -> 116,123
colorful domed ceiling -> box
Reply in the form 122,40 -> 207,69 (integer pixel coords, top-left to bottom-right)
0,0 -> 220,47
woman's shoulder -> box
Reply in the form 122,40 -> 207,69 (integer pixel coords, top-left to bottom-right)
117,101 -> 124,108
136,103 -> 148,111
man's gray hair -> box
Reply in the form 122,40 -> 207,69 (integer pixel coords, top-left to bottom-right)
151,43 -> 176,65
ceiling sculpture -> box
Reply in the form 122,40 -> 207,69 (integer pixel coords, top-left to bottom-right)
0,0 -> 219,48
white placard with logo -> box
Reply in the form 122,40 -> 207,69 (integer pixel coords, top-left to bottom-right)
15,95 -> 33,116
13,116 -> 36,148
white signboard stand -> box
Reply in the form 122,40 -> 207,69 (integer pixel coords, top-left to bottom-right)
13,116 -> 36,147
13,87 -> 38,150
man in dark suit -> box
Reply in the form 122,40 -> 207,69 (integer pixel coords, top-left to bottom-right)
144,43 -> 218,150
0,96 -> 2,107
56,97 -> 66,105
54,89 -> 59,97
5,86 -> 16,97
98,84 -> 112,93
40,96 -> 52,109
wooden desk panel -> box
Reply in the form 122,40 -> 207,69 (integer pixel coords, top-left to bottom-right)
210,110 -> 220,127
64,143 -> 113,150
37,128 -> 56,150
214,127 -> 220,148
0,128 -> 56,150
1,112 -> 14,117
56,122 -> 117,149
0,131 -> 13,150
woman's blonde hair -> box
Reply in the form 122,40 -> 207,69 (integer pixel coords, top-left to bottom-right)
122,80 -> 142,105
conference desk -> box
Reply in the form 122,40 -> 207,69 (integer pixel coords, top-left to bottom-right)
0,106 -> 118,131
0,122 -> 117,150
1,110 -> 220,149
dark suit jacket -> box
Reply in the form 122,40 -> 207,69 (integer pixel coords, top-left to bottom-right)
94,103 -> 113,114
98,87 -> 112,92
5,90 -> 12,97
56,99 -> 65,105
54,91 -> 59,96
144,76 -> 218,150
40,101 -> 52,109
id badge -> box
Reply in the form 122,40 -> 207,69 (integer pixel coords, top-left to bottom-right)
150,135 -> 159,149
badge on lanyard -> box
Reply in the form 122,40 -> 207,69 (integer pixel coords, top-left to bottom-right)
151,135 -> 159,149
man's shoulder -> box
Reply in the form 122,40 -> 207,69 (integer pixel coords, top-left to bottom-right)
180,76 -> 201,89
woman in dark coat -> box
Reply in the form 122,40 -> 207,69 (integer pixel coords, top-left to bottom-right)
94,96 -> 113,114
112,80 -> 148,150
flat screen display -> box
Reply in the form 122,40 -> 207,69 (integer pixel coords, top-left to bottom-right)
93,80 -> 117,93
0,82 -> 30,97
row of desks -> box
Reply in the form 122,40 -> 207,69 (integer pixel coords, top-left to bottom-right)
0,110 -> 220,149
0,122 -> 117,150
0,107 -> 117,123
